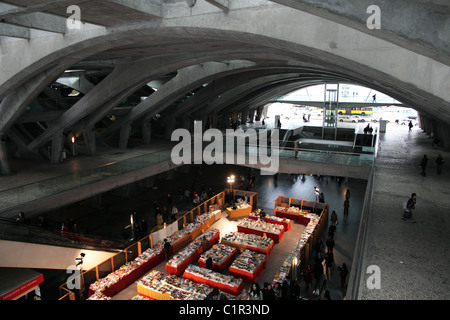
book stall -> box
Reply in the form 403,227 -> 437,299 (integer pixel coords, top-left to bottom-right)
248,211 -> 292,232
88,244 -> 165,298
183,264 -> 244,296
166,228 -> 220,276
228,249 -> 267,283
225,189 -> 257,219
220,231 -> 274,255
272,197 -> 329,285
226,202 -> 252,219
87,211 -> 221,298
137,270 -> 212,300
198,243 -> 237,272
237,218 -> 285,243
170,210 -> 220,253
87,292 -> 111,300
274,206 -> 312,225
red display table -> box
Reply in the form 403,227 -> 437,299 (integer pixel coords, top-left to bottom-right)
237,225 -> 284,244
183,266 -> 243,296
274,210 -> 311,226
166,247 -> 201,276
229,254 -> 267,283
166,230 -> 220,276
248,215 -> 291,232
198,248 -> 237,272
88,250 -> 165,298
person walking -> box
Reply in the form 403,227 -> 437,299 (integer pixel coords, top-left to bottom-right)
436,154 -> 444,175
408,120 -> 413,131
319,192 -> 325,203
313,260 -> 324,290
420,154 -> 428,176
301,264 -> 313,291
324,250 -> 334,280
273,282 -> 282,300
345,188 -> 351,200
289,280 -> 300,300
164,238 -> 171,261
338,263 -> 349,289
262,282 -> 275,300
248,282 -> 263,300
330,210 -> 338,225
343,198 -> 350,218
403,193 -> 417,223
162,206 -> 169,223
328,222 -> 337,238
200,236 -> 209,253
326,235 -> 335,253
171,205 -> 178,221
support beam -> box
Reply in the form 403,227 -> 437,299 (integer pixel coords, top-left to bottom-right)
97,60 -> 256,139
0,22 -> 30,39
83,126 -> 96,155
50,130 -> 65,164
27,53 -> 254,151
119,121 -> 132,150
4,12 -> 67,34
141,117 -> 152,145
0,65 -> 67,136
204,0 -> 229,13
109,0 -> 163,19
0,0 -> 90,20
0,135 -> 12,175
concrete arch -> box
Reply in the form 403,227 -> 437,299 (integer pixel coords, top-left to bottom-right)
0,3 -> 448,156
0,7 -> 447,112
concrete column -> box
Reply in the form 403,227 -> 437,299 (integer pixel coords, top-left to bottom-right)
182,117 -> 191,131
242,109 -> 249,125
210,113 -> 218,129
224,113 -> 232,129
164,117 -> 176,141
119,121 -> 132,150
50,130 -> 65,164
435,122 -> 450,151
142,119 -> 152,144
0,135 -> 12,175
200,114 -> 208,131
255,106 -> 262,121
248,109 -> 255,123
83,126 -> 96,155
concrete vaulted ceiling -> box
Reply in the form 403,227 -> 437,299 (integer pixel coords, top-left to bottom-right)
0,0 -> 448,155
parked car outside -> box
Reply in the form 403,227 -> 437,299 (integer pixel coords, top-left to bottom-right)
339,115 -> 366,123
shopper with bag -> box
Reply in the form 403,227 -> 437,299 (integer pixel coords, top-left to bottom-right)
402,193 -> 416,223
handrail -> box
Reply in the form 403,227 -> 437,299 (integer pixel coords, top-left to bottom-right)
1,131 -> 375,213
58,191 -> 226,300
345,160 -> 375,300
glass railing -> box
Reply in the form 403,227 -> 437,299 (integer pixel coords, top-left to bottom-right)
0,133 -> 374,213
0,147 -> 174,212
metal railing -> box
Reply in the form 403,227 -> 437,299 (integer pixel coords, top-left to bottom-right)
0,131 -> 375,213
344,158 -> 375,300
